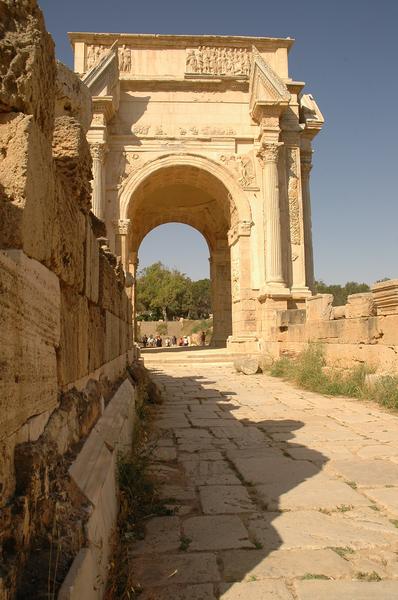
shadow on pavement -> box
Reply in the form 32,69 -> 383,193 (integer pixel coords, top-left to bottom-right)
128,365 -> 334,600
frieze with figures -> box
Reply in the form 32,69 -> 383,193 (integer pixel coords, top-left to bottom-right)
186,46 -> 251,78
86,44 -> 133,73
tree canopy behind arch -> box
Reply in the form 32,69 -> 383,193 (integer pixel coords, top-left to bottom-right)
136,262 -> 212,321
315,280 -> 371,306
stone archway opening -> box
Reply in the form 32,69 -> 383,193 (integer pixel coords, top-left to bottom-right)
127,164 -> 236,346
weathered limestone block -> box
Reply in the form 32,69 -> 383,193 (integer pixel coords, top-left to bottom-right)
50,182 -> 86,291
40,383 -> 101,456
307,318 -> 381,345
234,356 -> 260,375
99,253 -> 122,316
55,62 -> 92,133
323,342 -> 398,373
276,309 -> 306,327
84,216 -> 99,303
63,380 -> 137,600
0,250 -> 60,441
0,0 -> 55,135
307,319 -> 343,340
306,294 -> 333,321
52,116 -> 92,213
119,317 -> 128,355
274,323 -> 308,343
331,305 -> 346,319
105,311 -> 120,362
58,284 -> 89,386
340,317 -> 381,344
345,292 -> 376,319
88,304 -> 106,372
378,315 -> 398,345
372,279 -> 398,315
0,113 -> 56,261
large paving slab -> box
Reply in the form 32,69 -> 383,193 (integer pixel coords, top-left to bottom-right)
294,580 -> 398,599
220,548 -> 352,581
219,580 -> 294,599
183,515 -> 254,550
125,349 -> 398,597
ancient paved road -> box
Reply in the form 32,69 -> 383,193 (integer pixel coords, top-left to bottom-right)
131,349 -> 398,599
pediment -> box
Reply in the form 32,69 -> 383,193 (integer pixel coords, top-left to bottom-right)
83,42 -> 119,99
249,46 -> 290,121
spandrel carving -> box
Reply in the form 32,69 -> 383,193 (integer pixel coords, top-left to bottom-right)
116,152 -> 144,188
219,153 -> 256,188
186,46 -> 251,78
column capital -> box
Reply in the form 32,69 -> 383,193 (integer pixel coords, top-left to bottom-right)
300,150 -> 313,176
90,142 -> 107,162
112,218 -> 131,235
257,142 -> 283,166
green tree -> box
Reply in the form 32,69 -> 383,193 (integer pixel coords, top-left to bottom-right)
190,279 -> 212,319
136,262 -> 194,321
315,280 -> 370,306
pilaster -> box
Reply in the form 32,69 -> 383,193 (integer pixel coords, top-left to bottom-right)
282,130 -> 311,298
90,143 -> 107,221
300,149 -> 315,291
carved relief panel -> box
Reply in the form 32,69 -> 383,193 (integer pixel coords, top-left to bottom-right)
108,151 -> 145,188
219,153 -> 257,189
86,44 -> 110,70
286,147 -> 302,245
85,44 -> 133,74
185,47 -> 251,77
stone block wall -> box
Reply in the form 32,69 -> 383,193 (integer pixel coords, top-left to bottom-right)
0,1 -> 135,596
261,282 -> 398,373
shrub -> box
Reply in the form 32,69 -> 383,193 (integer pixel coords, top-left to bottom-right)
267,344 -> 398,411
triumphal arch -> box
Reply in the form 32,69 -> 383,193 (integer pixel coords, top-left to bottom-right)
69,32 -> 324,349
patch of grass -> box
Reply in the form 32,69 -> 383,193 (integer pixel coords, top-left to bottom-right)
355,571 -> 382,582
105,383 -> 172,600
254,541 -> 263,549
266,343 -> 398,411
336,504 -> 354,513
329,546 -> 354,559
179,536 -> 192,551
346,480 -> 357,490
248,575 -> 258,582
301,573 -> 330,580
390,519 -> 398,529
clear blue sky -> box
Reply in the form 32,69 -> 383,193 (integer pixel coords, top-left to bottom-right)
39,0 -> 398,284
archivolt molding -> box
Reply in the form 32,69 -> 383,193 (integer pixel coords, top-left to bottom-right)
119,152 -> 252,224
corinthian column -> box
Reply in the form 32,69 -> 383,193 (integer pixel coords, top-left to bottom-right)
258,142 -> 285,287
301,152 -> 315,291
90,143 -> 106,221
113,219 -> 131,271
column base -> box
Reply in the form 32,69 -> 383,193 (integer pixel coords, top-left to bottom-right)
290,286 -> 312,300
258,285 -> 291,302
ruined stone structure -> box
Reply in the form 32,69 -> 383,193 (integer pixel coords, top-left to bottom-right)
69,33 -> 324,349
265,283 -> 398,374
0,3 -> 136,597
1,3 -> 397,599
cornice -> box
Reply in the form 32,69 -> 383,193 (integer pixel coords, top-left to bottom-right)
68,32 -> 295,51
